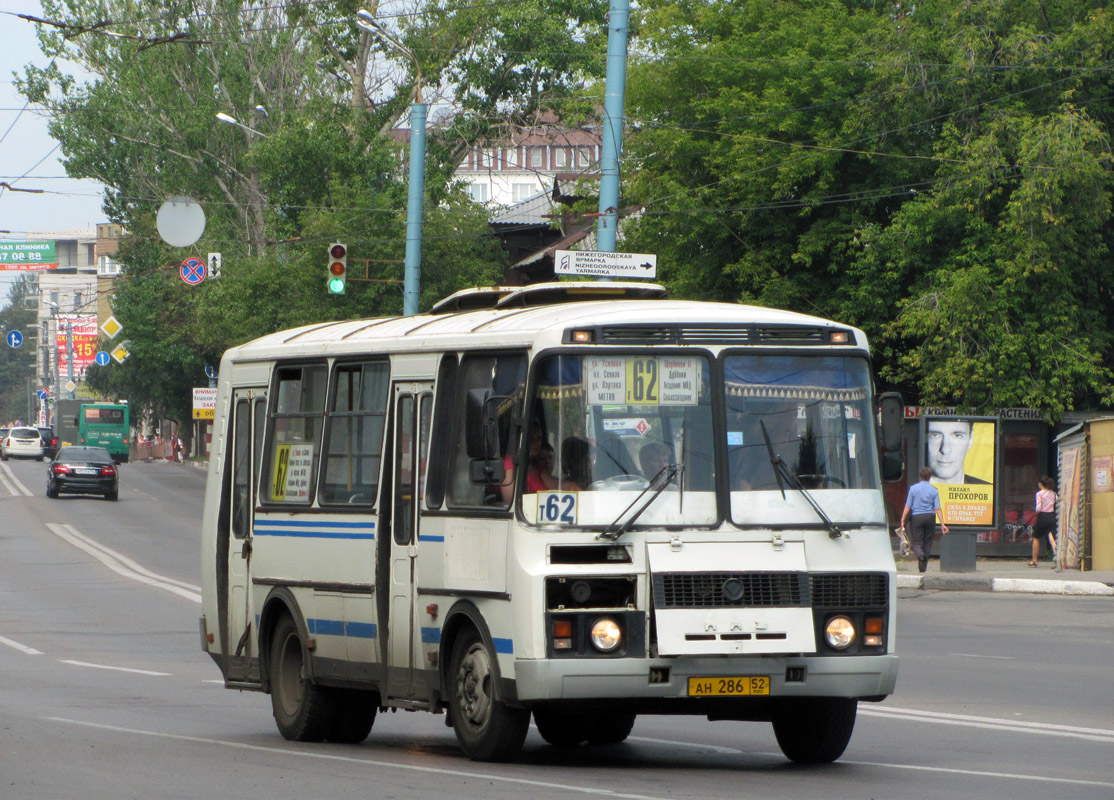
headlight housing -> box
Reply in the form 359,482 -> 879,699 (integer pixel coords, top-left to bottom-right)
824,615 -> 856,650
589,617 -> 622,652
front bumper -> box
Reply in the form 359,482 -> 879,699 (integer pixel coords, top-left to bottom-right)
513,653 -> 898,703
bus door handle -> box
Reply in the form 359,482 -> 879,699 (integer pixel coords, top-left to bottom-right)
241,540 -> 253,558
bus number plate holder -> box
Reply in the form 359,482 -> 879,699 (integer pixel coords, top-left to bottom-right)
687,676 -> 770,696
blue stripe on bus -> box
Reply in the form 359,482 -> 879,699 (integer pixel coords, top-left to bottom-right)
420,626 -> 440,644
307,619 -> 378,639
417,534 -> 445,542
254,518 -> 375,540
493,638 -> 513,654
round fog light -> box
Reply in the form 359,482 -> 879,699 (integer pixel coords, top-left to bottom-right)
589,617 -> 622,652
824,616 -> 856,649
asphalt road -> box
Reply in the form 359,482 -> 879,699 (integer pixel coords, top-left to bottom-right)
1,458 -> 1111,800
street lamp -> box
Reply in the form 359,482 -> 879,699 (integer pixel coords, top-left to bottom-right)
357,8 -> 426,316
215,112 -> 268,138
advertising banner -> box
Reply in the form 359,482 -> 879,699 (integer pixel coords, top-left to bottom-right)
923,416 -> 997,526
55,314 -> 98,379
0,241 -> 57,270
1058,444 -> 1084,570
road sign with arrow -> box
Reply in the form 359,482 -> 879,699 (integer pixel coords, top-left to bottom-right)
554,249 -> 657,278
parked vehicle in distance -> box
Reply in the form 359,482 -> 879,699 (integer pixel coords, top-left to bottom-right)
78,403 -> 130,463
2,427 -> 45,461
38,426 -> 59,460
46,446 -> 119,500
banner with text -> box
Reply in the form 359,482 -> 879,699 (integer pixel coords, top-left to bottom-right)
922,416 -> 997,526
55,314 -> 98,380
0,241 -> 57,270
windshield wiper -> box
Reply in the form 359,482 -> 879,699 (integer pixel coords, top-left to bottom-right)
759,421 -> 843,540
598,464 -> 683,541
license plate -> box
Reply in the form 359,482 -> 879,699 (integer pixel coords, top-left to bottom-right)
688,676 -> 770,696
75,468 -> 98,475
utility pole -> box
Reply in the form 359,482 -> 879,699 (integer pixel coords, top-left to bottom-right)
596,0 -> 630,256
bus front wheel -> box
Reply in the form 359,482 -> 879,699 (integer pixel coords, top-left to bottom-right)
269,615 -> 332,742
771,698 -> 857,763
447,628 -> 529,762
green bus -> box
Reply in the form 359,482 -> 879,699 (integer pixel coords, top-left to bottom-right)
78,403 -> 130,463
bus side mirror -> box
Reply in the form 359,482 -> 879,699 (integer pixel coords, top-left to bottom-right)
465,389 -> 508,459
878,392 -> 904,482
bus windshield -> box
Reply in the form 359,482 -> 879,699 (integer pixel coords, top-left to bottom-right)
527,353 -> 717,528
724,353 -> 884,526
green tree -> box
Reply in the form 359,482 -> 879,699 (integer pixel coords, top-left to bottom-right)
0,277 -> 40,423
621,0 -> 1114,417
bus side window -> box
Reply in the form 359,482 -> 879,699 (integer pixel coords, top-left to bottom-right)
447,352 -> 526,509
263,363 -> 328,505
231,399 -> 251,539
318,361 -> 390,506
425,355 -> 457,510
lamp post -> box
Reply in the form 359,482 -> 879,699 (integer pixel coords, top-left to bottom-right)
596,0 -> 631,257
215,112 -> 268,138
357,9 -> 425,316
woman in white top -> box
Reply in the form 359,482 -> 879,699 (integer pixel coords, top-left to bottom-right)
1030,475 -> 1057,567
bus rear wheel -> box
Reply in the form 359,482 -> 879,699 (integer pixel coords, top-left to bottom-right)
325,688 -> 378,743
448,628 -> 529,762
269,615 -> 332,742
771,698 -> 857,763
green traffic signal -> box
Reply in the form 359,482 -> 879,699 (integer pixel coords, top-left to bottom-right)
328,242 -> 347,294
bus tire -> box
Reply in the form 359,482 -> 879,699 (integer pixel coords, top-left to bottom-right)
448,628 -> 529,762
587,712 -> 636,745
533,709 -> 589,747
269,615 -> 332,742
772,698 -> 857,763
325,689 -> 378,744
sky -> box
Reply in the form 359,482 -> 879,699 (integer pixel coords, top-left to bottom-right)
1,1 -> 108,301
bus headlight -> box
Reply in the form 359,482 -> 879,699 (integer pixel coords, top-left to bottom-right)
589,618 -> 622,652
824,616 -> 856,650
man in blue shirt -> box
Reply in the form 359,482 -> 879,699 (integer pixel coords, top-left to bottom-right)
900,466 -> 950,572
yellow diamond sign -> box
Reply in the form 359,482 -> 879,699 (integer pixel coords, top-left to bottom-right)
101,315 -> 123,339
111,343 -> 130,364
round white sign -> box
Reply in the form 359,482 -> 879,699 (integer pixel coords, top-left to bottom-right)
156,197 -> 207,247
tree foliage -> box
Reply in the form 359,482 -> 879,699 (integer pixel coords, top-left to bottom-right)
21,0 -> 605,425
623,0 -> 1114,418
0,277 -> 38,423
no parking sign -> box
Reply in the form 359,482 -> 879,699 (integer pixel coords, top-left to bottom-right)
180,257 -> 206,285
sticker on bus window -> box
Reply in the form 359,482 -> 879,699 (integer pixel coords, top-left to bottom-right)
271,443 -> 314,501
584,356 -> 700,406
537,492 -> 578,525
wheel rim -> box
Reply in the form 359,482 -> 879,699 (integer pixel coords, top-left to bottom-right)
455,642 -> 494,729
276,632 -> 305,717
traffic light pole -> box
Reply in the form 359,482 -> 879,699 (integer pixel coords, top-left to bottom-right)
403,101 -> 427,316
596,0 -> 630,256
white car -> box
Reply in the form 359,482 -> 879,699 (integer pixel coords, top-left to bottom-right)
1,427 -> 45,461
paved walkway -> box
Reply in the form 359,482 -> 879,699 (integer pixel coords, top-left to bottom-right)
895,555 -> 1114,596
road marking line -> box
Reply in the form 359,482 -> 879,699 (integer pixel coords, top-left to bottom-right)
59,659 -> 170,676
46,718 -> 671,800
950,652 -> 1015,660
44,523 -> 202,603
46,717 -> 1114,791
0,462 -> 33,496
0,635 -> 44,655
860,706 -> 1114,742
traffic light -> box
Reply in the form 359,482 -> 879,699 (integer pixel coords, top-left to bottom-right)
328,242 -> 347,294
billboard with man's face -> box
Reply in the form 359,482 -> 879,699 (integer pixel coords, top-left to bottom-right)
922,416 -> 997,526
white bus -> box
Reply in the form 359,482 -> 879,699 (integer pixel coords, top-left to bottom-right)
200,281 -> 904,763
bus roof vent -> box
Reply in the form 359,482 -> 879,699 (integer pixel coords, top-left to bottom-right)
430,286 -> 517,314
495,281 -> 668,308
754,326 -> 827,343
599,325 -> 675,343
676,325 -> 751,345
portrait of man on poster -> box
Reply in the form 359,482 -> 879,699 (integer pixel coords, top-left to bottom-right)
925,418 -> 990,485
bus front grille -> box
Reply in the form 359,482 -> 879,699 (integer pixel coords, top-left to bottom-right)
652,572 -> 888,609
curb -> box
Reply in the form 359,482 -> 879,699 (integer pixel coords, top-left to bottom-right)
898,573 -> 1114,596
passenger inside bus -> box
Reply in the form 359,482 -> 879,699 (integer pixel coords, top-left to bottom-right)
499,424 -> 558,503
639,441 -> 678,490
560,436 -> 591,490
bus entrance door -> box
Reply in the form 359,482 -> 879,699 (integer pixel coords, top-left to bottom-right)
385,383 -> 432,702
227,389 -> 266,680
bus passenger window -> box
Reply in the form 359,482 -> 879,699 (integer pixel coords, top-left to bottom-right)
319,362 -> 389,506
264,364 -> 327,504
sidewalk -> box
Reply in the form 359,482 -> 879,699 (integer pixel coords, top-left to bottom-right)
895,555 -> 1114,596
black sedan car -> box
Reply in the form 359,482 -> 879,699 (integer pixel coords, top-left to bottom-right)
38,426 -> 59,460
47,446 -> 119,500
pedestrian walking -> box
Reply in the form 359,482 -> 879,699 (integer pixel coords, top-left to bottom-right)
1030,475 -> 1057,568
900,466 -> 950,572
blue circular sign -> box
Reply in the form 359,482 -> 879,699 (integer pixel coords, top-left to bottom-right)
180,257 -> 206,285
6,330 -> 23,348
95,351 -> 111,367
36,389 -> 47,400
